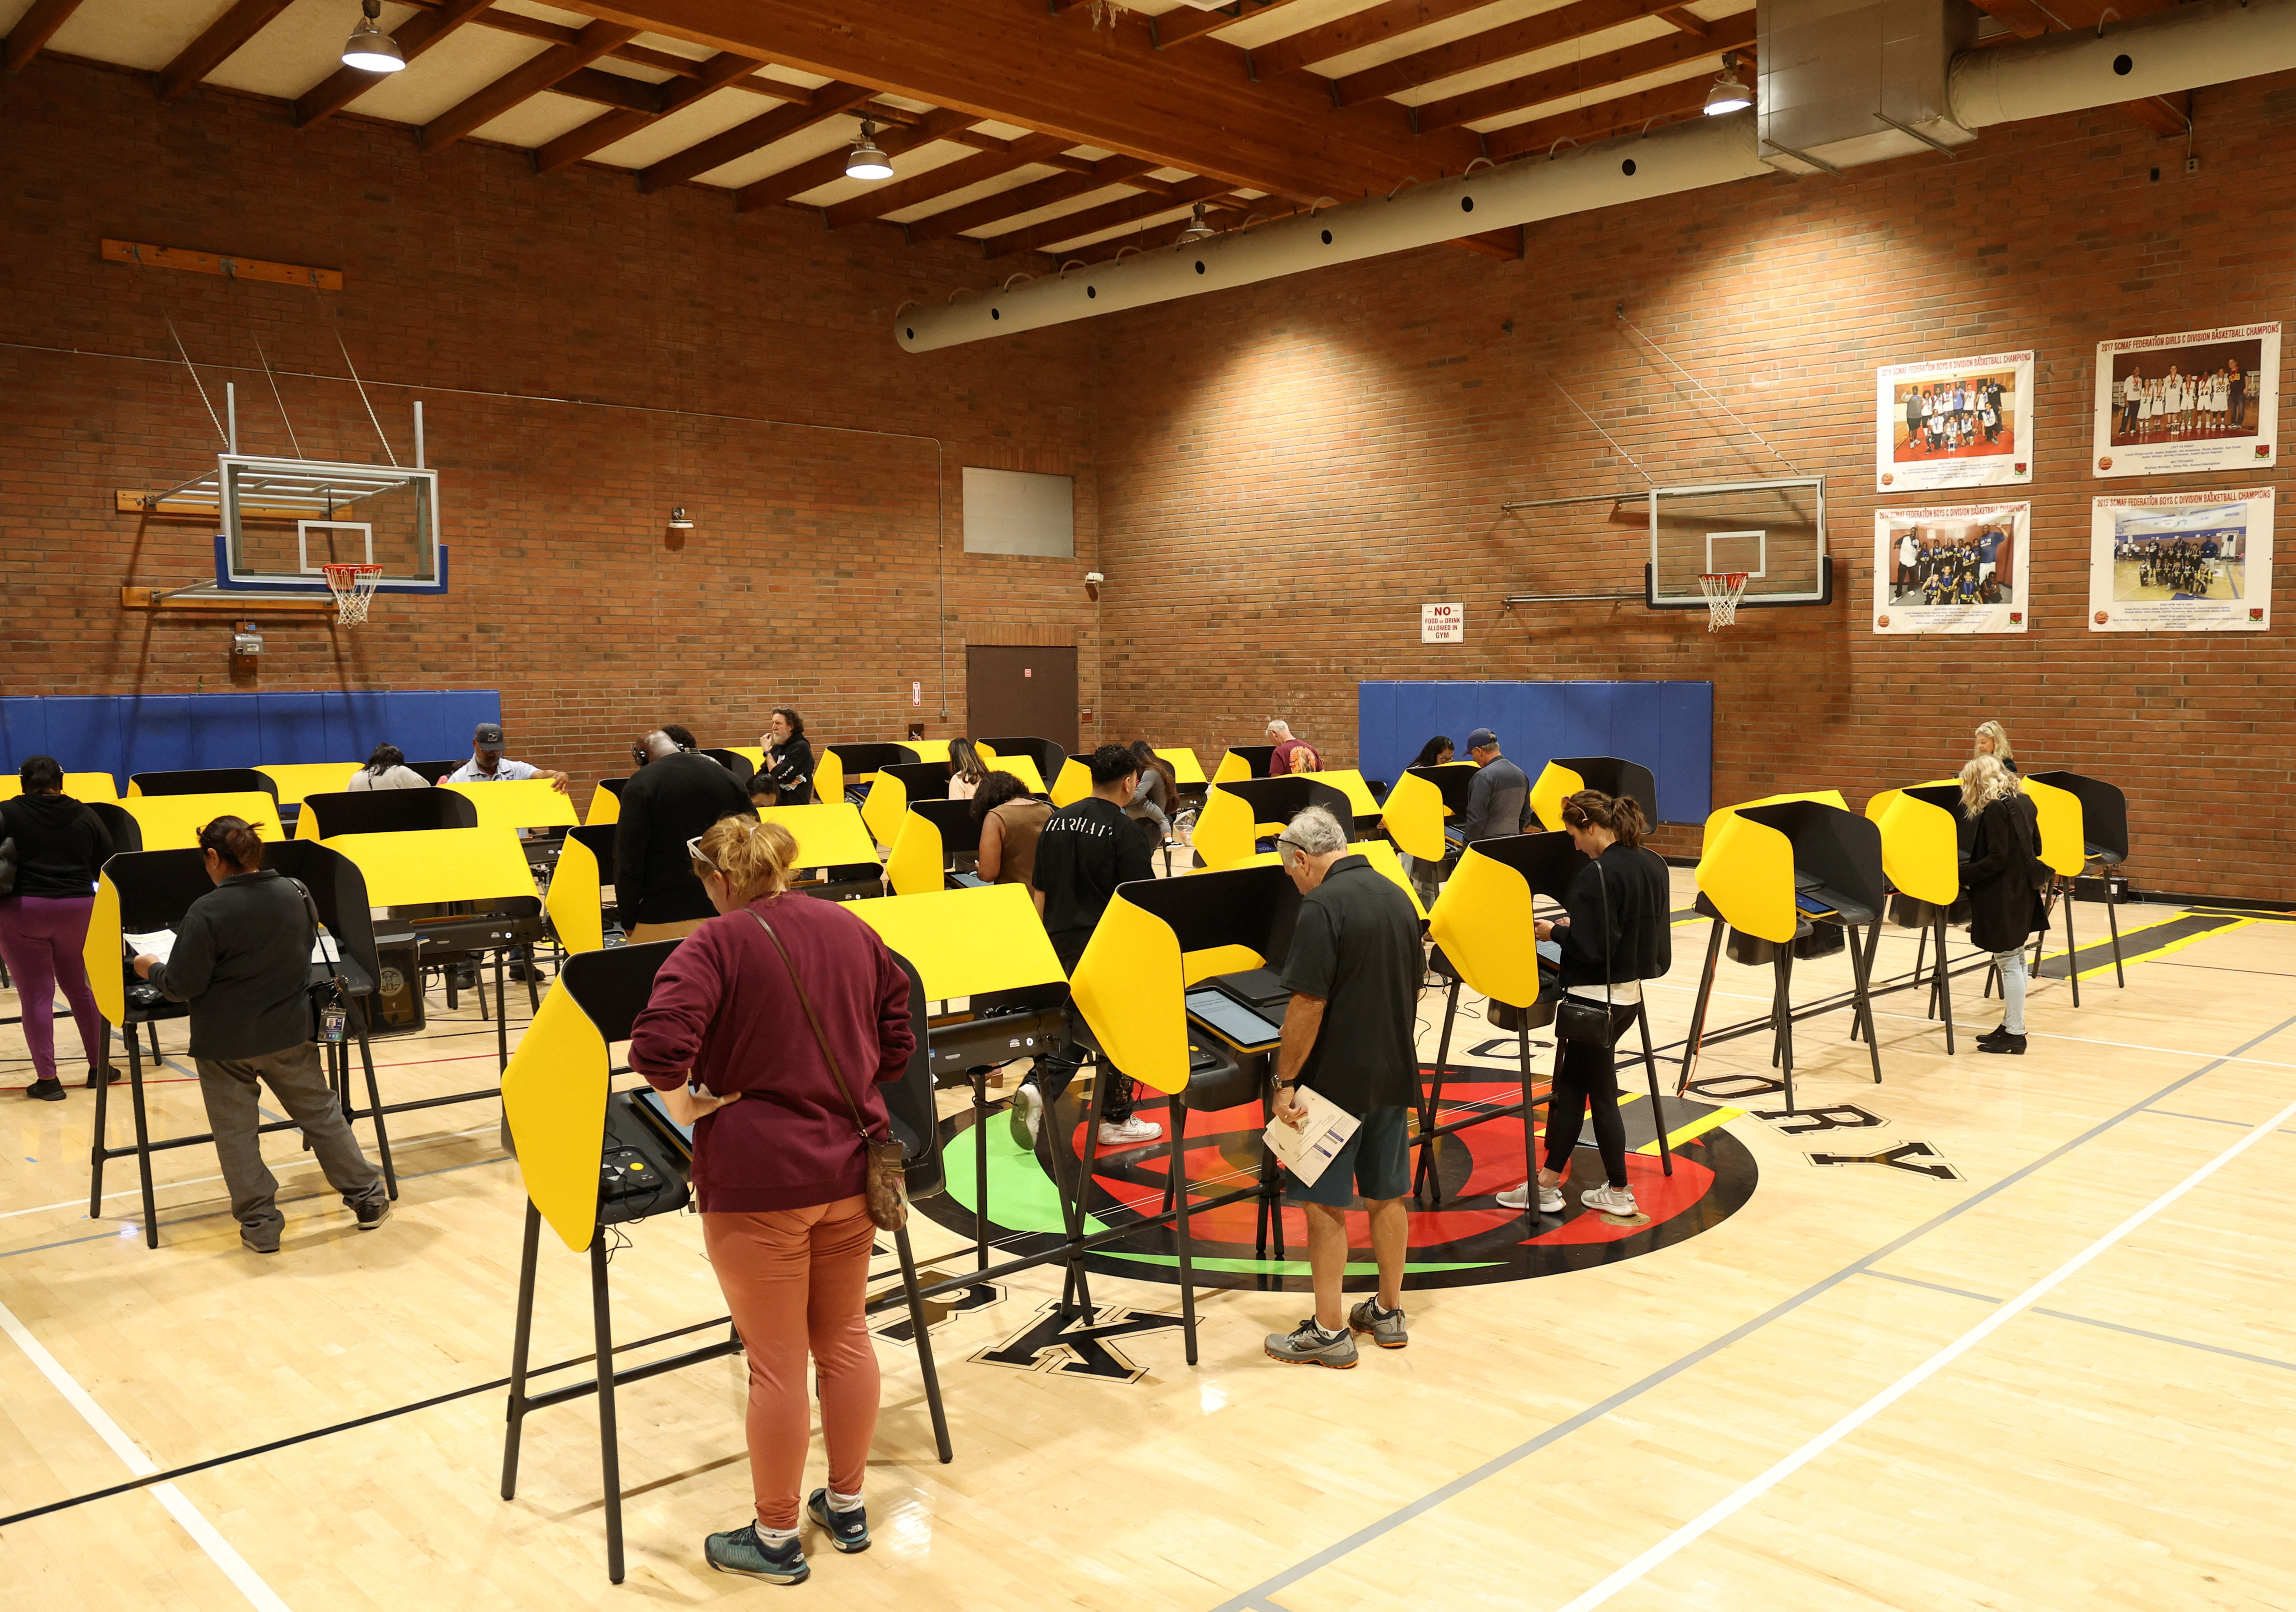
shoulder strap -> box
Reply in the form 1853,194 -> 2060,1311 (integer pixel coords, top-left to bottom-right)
747,909 -> 879,1144
1595,855 -> 1612,1008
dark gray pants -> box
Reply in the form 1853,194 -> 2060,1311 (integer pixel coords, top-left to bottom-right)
195,1042 -> 384,1235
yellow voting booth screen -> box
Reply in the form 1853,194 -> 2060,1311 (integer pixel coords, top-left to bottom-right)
120,792 -> 284,851
1426,847 -> 1541,1009
546,836 -> 607,955
257,763 -> 362,807
1694,811 -> 1800,944
445,779 -> 580,832
861,772 -> 910,849
324,827 -> 536,906
501,985 -> 615,1251
1049,758 -> 1090,807
1070,896 -> 1191,1096
0,773 -> 120,803
1867,783 -> 1959,906
1380,771 -> 1447,861
849,884 -> 1065,1001
759,804 -> 880,871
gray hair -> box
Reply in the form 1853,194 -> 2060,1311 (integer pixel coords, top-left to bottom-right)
1278,805 -> 1349,858
1266,718 -> 1292,739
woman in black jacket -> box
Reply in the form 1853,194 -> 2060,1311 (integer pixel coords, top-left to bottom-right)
0,755 -> 115,1100
754,707 -> 814,806
1961,755 -> 2048,1055
1497,790 -> 1671,1222
130,816 -> 389,1252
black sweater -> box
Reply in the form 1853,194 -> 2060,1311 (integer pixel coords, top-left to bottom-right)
1555,844 -> 1672,992
147,870 -> 316,1059
0,793 -> 113,900
760,737 -> 815,805
615,750 -> 756,925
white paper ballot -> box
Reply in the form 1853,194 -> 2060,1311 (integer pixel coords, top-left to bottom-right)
1263,1088 -> 1362,1188
122,927 -> 340,965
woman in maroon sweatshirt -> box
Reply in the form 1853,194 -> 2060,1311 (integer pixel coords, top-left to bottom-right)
629,814 -> 915,1585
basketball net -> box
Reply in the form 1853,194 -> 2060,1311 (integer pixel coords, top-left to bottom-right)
321,562 -> 384,627
1698,571 -> 1748,632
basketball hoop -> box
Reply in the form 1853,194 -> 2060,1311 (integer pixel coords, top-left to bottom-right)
321,562 -> 384,626
1697,571 -> 1749,632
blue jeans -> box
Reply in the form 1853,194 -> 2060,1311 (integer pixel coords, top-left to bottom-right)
1995,945 -> 2028,1034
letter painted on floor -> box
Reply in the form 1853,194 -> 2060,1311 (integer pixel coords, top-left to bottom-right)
1755,1104 -> 1889,1135
1805,1140 -> 1964,1180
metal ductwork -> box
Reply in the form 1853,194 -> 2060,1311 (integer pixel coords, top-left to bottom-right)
895,0 -> 2296,352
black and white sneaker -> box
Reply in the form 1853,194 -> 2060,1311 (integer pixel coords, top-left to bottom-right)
806,1488 -> 870,1553
1008,1084 -> 1043,1150
1264,1317 -> 1358,1369
353,1194 -> 392,1231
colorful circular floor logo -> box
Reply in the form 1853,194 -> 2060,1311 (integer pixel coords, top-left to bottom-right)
920,1074 -> 1757,1293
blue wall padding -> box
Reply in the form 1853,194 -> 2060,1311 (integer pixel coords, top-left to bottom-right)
1357,681 -> 1713,824
0,691 -> 503,787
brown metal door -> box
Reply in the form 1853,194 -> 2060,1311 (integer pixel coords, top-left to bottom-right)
966,646 -> 1078,753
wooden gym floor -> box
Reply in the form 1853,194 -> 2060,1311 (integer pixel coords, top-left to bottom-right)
3,870 -> 2293,1610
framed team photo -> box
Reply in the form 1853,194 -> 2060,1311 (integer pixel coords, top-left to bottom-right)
2091,322 -> 2278,478
2088,486 -> 2272,632
1875,351 -> 2033,494
1873,502 -> 2028,634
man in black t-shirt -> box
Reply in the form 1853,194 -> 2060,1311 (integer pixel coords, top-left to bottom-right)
615,729 -> 754,943
1008,745 -> 1163,1150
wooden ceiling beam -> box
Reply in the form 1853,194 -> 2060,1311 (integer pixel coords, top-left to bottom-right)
1329,0 -> 1688,108
1656,6 -> 1710,35
1247,0 -> 1499,81
420,19 -> 640,150
635,78 -> 875,193
1484,73 -> 1708,159
2120,89 -> 2191,137
551,66 -> 660,114
1413,17 -> 1754,135
734,105 -> 978,212
1965,0 -> 2056,35
4,0 -> 89,72
572,0 -> 1484,201
155,0 -> 296,102
823,132 -> 1072,229
981,177 -> 1240,259
904,157 -> 1158,244
293,0 -> 491,126
384,0 -> 812,100
1152,0 -> 1317,50
1451,225 -> 1525,259
535,48 -> 762,176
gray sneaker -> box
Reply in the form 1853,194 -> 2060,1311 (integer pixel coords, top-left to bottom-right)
240,1219 -> 282,1255
1348,1298 -> 1409,1349
1008,1083 -> 1043,1150
1264,1317 -> 1358,1369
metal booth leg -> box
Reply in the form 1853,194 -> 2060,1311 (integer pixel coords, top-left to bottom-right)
1775,951 -> 1797,1114
590,1226 -> 625,1585
522,943 -> 542,1011
1845,924 -> 1884,1086
1413,977 -> 1460,1203
892,1224 -> 955,1462
2062,879 -> 2082,1008
1676,920 -> 1725,1096
1516,1017 -> 1543,1214
127,1024 -> 160,1248
1933,911 -> 1957,1055
89,1016 -> 114,1218
1167,1097 -> 1199,1367
500,1200 -> 543,1501
353,996 -> 398,1199
494,948 -> 512,1071
1634,1003 -> 1671,1177
2107,897 -> 2125,987
970,1067 -> 994,1271
1915,923 -> 1933,1018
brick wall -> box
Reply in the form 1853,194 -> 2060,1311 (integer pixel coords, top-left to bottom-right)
0,60 -> 1100,804
1090,75 -> 2296,898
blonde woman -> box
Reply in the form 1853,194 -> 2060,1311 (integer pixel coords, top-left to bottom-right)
630,815 -> 916,1583
1959,755 -> 2048,1056
1972,720 -> 2018,775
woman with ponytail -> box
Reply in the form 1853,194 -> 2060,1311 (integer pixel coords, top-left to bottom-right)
1496,790 -> 1671,1221
628,812 -> 917,1584
129,816 -> 389,1252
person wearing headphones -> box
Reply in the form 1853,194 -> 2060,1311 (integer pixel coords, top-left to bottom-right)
132,817 -> 389,1253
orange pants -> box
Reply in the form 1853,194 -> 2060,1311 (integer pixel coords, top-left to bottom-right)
702,1196 -> 880,1531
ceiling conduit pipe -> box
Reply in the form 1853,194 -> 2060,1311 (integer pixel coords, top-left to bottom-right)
895,0 -> 2296,353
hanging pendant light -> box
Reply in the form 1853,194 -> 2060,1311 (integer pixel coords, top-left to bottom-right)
845,121 -> 894,181
341,0 -> 405,72
1176,202 -> 1214,244
1702,53 -> 1752,116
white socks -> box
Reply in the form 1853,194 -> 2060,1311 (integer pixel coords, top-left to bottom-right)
829,1488 -> 863,1514
757,1525 -> 799,1546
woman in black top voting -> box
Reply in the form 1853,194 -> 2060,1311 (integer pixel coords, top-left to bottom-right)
1960,754 -> 2049,1055
1500,791 -> 1670,1222
131,817 -> 389,1253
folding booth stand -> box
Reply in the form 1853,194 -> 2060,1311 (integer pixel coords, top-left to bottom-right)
1421,830 -> 1672,1205
496,942 -> 951,1585
82,841 -> 397,1248
1681,799 -> 1887,1110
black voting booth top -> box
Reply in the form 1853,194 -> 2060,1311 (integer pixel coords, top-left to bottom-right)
1406,762 -> 1482,815
130,767 -> 278,799
1121,862 -> 1302,1053
544,940 -> 942,1225
824,743 -> 920,775
879,760 -> 955,801
1543,757 -> 1659,830
980,737 -> 1069,788
301,788 -> 481,838
1213,775 -> 1355,827
1735,801 -> 1887,924
2027,770 -> 2129,864
907,798 -> 983,860
700,748 -> 755,783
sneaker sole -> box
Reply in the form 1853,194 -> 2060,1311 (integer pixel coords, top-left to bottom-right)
357,1203 -> 392,1231
806,1504 -> 870,1553
1264,1347 -> 1358,1369
708,1559 -> 809,1584
1349,1327 -> 1409,1349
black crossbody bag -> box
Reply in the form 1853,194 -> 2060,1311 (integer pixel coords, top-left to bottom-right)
1553,859 -> 1617,1047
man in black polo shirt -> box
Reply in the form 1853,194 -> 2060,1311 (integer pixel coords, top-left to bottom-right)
615,728 -> 754,943
1008,744 -> 1163,1149
1262,806 -> 1423,1369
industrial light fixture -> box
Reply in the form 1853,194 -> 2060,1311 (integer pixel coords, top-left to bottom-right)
1176,202 -> 1215,244
1702,53 -> 1752,116
341,0 -> 405,73
845,122 -> 894,181
667,506 -> 694,529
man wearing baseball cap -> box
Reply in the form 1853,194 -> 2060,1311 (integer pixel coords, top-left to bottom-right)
446,722 -> 570,795
1451,728 -> 1530,848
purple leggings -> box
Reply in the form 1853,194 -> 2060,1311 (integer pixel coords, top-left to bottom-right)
0,896 -> 104,1085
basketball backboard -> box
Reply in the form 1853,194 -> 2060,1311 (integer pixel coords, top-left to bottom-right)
208,455 -> 448,594
1645,477 -> 1828,610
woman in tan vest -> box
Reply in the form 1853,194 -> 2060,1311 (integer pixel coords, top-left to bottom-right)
972,770 -> 1051,894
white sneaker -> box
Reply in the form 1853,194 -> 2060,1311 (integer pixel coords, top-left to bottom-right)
1580,1183 -> 1639,1218
1097,1115 -> 1163,1146
1495,1180 -> 1567,1214
1007,1085 -> 1042,1150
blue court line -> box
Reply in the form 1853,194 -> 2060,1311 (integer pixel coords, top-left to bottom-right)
1858,1268 -> 2296,1375
1204,1004 -> 2296,1612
